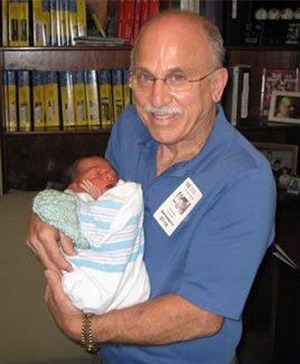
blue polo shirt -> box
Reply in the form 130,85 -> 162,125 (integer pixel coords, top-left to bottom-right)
102,105 -> 276,364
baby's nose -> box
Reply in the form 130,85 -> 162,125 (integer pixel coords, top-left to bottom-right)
105,173 -> 117,183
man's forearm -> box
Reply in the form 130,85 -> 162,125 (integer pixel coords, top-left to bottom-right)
92,293 -> 224,345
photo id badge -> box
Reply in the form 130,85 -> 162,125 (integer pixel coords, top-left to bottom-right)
154,178 -> 203,236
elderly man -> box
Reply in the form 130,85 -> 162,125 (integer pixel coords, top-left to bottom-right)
27,10 -> 276,364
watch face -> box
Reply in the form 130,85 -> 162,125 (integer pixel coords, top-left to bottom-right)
268,8 -> 280,20
280,8 -> 294,20
255,8 -> 268,20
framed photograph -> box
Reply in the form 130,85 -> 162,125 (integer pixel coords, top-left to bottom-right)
286,177 -> 300,196
260,67 -> 298,122
268,91 -> 300,125
253,142 -> 299,189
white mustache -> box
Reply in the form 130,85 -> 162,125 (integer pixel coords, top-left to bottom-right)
143,105 -> 182,116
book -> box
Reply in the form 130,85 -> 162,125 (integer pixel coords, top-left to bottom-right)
59,0 -> 68,46
73,35 -> 127,46
44,71 -> 60,129
122,68 -> 131,108
140,0 -> 149,28
2,71 -> 9,131
32,71 -> 45,130
42,0 -> 51,46
223,64 -> 251,127
260,68 -> 299,124
76,0 -> 87,38
18,0 -> 29,46
123,0 -> 135,44
2,0 -> 8,46
133,0 -> 141,42
59,71 -> 75,129
148,0 -> 160,20
32,0 -> 46,46
49,0 -> 59,46
68,0 -> 78,45
98,69 -> 113,129
112,69 -> 124,123
17,70 -> 31,131
4,70 -> 18,131
84,69 -> 100,128
8,0 -> 19,46
73,70 -> 87,127
116,0 -> 126,39
86,2 -> 106,38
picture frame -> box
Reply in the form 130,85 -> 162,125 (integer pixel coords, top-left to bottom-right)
260,67 -> 298,123
286,176 -> 300,196
268,91 -> 300,125
253,142 -> 299,189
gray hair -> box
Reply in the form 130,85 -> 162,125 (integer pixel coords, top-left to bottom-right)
130,10 -> 225,70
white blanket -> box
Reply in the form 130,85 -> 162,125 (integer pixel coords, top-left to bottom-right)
62,181 -> 150,314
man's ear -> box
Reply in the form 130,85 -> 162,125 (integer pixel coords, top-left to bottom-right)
211,67 -> 228,103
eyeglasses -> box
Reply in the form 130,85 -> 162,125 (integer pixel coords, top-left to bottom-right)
129,68 -> 220,93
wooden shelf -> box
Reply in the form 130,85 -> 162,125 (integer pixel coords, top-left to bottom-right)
0,46 -> 131,193
0,46 -> 132,71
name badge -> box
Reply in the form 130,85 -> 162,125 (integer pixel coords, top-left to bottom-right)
153,177 -> 203,236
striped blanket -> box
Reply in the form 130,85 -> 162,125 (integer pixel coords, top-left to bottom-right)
33,181 -> 150,314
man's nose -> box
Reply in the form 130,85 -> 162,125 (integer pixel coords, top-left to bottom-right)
150,79 -> 172,107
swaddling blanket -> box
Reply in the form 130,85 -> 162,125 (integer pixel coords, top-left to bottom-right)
33,181 -> 150,314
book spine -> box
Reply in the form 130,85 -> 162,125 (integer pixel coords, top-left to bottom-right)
122,68 -> 131,108
140,0 -> 149,28
17,70 -> 31,131
76,0 -> 87,37
123,0 -> 135,44
44,71 -> 60,129
112,69 -> 124,123
42,0 -> 51,46
59,0 -> 68,46
2,0 -> 8,46
84,69 -> 100,128
68,0 -> 77,45
133,0 -> 141,43
32,0 -> 43,46
98,69 -> 113,129
73,70 -> 87,127
5,71 -> 18,131
8,0 -> 20,46
18,0 -> 29,46
240,68 -> 250,121
148,0 -> 159,20
59,71 -> 75,129
2,71 -> 9,131
32,70 -> 45,130
49,0 -> 58,46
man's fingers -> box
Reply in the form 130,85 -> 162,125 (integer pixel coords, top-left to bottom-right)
34,242 -> 62,274
59,232 -> 76,257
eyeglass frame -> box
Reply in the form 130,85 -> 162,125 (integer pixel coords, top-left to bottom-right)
128,67 -> 222,92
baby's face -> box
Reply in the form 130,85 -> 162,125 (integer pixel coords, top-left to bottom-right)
71,157 -> 118,196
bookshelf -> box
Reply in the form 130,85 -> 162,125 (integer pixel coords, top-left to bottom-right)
0,46 -> 131,192
223,3 -> 300,362
223,0 -> 300,175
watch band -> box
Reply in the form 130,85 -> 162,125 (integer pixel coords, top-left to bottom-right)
81,313 -> 98,355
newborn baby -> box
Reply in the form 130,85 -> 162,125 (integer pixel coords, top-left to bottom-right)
33,156 -> 150,314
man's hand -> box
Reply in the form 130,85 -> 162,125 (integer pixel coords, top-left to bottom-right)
45,269 -> 82,341
26,212 -> 75,273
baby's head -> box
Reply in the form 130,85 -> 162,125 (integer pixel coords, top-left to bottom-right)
68,156 -> 118,198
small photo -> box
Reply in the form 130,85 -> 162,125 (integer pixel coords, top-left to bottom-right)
253,142 -> 299,189
269,91 -> 300,125
286,176 -> 300,196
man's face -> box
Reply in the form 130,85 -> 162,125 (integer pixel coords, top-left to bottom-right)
131,18 -> 226,146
